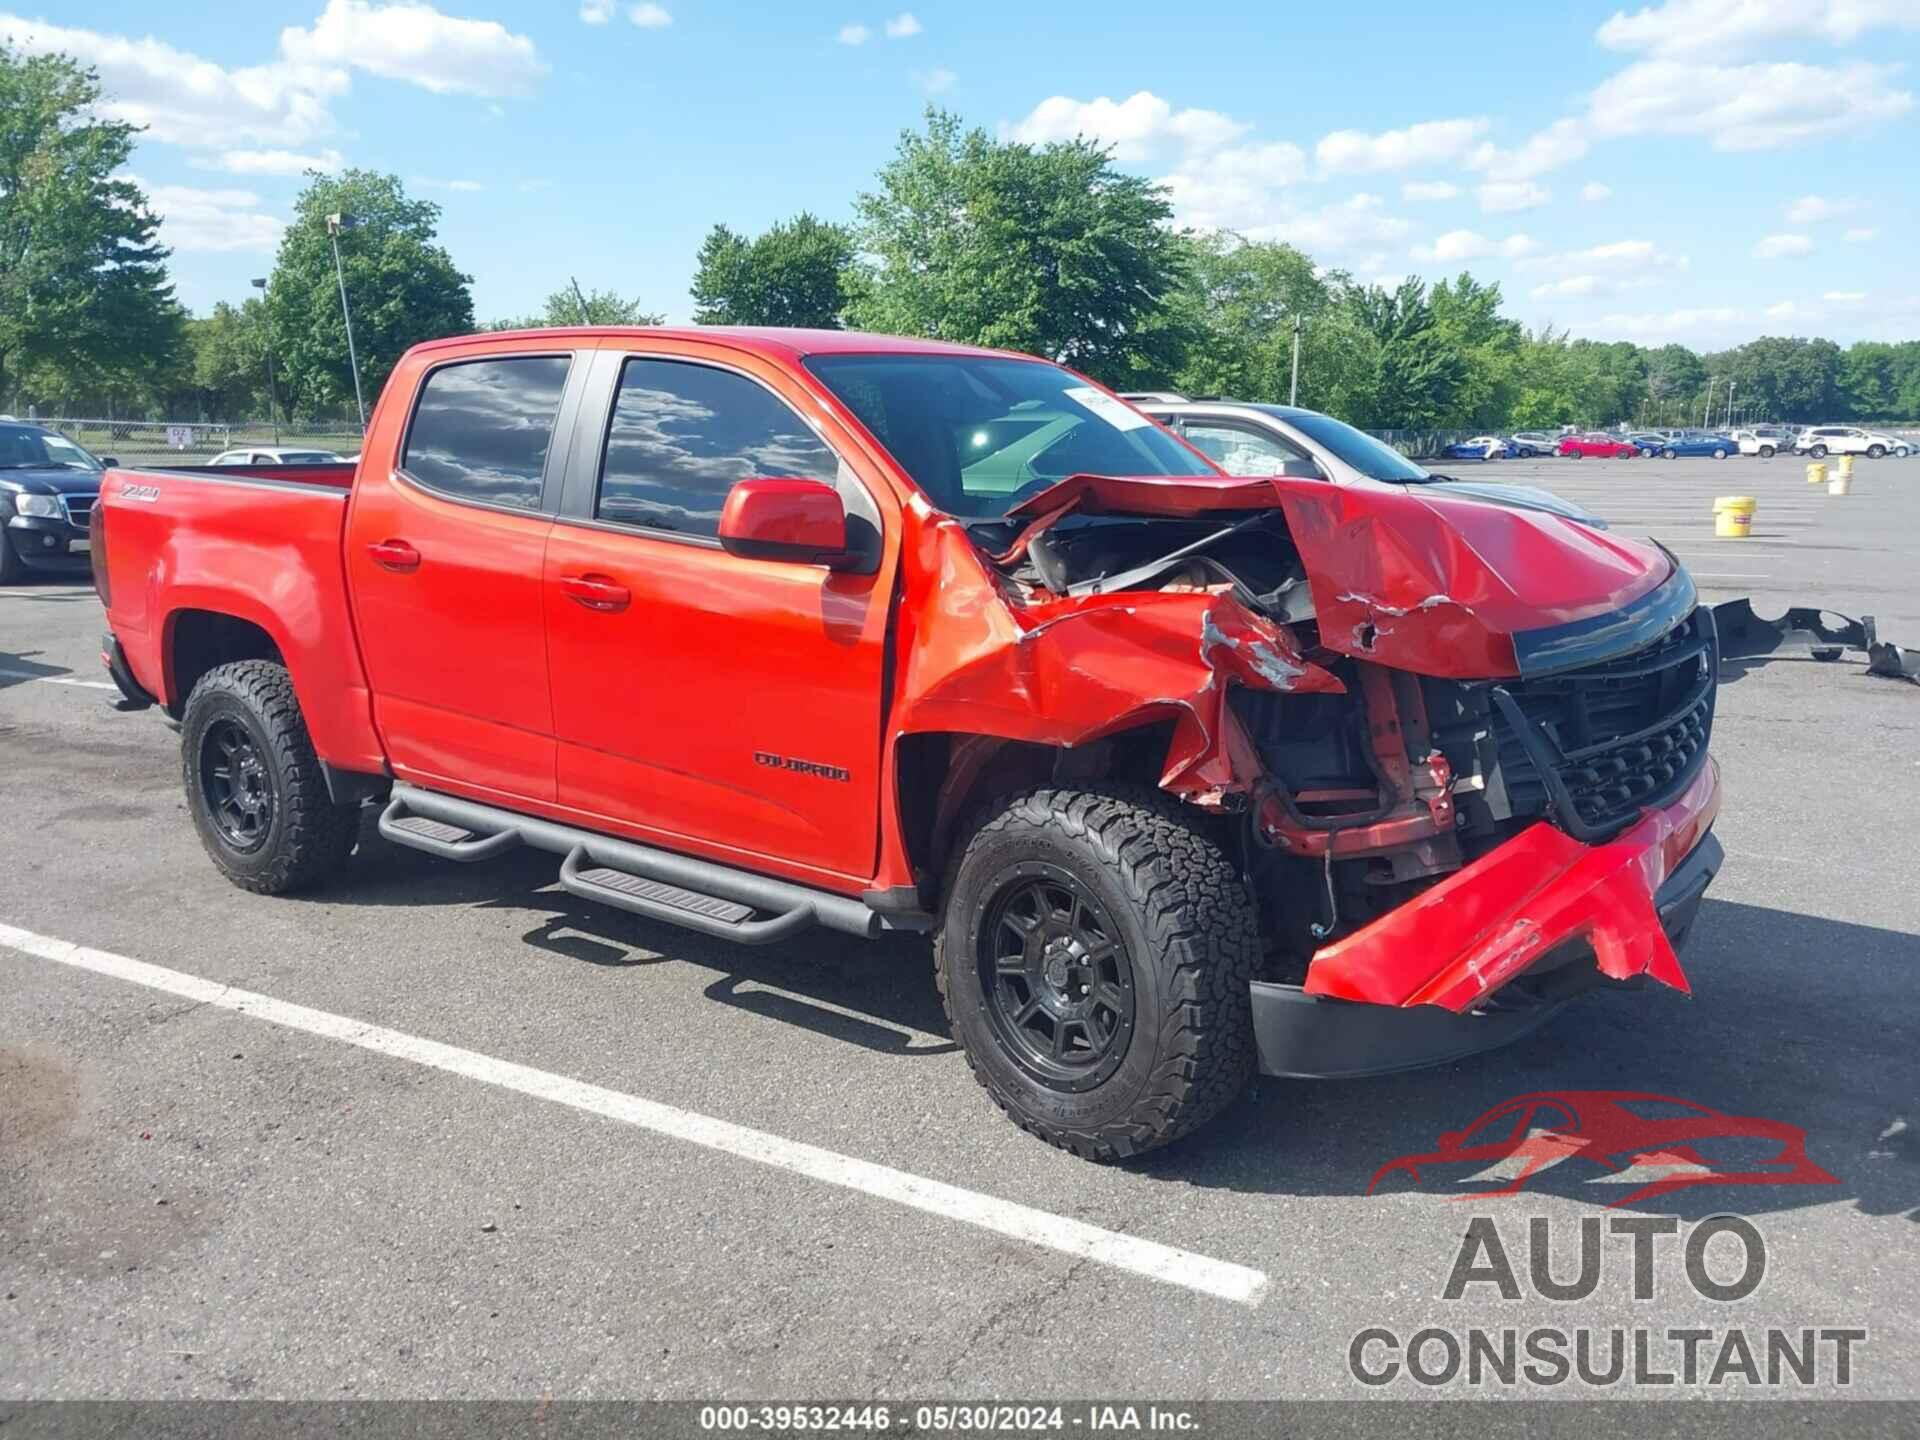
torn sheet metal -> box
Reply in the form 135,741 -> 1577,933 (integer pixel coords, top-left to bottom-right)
1713,598 -> 1920,685
1302,760 -> 1721,1012
894,514 -> 1342,804
1005,471 -> 1674,679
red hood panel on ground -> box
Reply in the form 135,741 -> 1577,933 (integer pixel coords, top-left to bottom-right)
1006,474 -> 1673,679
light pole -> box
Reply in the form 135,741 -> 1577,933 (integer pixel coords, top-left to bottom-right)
1702,377 -> 1715,430
1288,315 -> 1302,406
250,277 -> 280,444
326,212 -> 367,431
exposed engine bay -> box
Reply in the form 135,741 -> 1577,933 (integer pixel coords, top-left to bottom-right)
969,504 -> 1719,988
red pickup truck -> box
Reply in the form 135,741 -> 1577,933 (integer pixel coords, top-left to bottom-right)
93,327 -> 1723,1160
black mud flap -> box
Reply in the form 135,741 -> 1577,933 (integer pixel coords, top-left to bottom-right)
1712,599 -> 1919,685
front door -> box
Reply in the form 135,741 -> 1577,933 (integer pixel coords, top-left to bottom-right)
543,350 -> 891,883
347,351 -> 574,802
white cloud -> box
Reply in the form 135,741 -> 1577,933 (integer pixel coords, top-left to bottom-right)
884,11 -> 922,38
1753,232 -> 1814,258
194,147 -> 346,176
281,0 -> 546,97
1157,144 -> 1314,232
1009,91 -> 1249,161
1844,226 -> 1879,242
1592,305 -> 1745,342
1517,238 -> 1687,275
1589,59 -> 1912,150
837,23 -> 870,44
1478,180 -> 1549,213
1580,181 -> 1613,201
1596,0 -> 1920,59
915,67 -> 956,96
629,3 -> 671,26
1411,229 -> 1538,262
1824,290 -> 1866,302
1467,118 -> 1588,180
413,176 -> 484,192
1532,274 -> 1604,299
579,0 -> 613,19
1785,193 -> 1859,223
131,178 -> 284,253
1315,118 -> 1487,174
1402,180 -> 1459,201
0,13 -> 346,146
1764,300 -> 1809,321
1247,194 -> 1411,260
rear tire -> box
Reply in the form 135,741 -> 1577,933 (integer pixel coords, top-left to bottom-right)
182,660 -> 359,894
1662,447 -> 1677,459
1713,447 -> 1728,459
1760,445 -> 1776,457
935,785 -> 1258,1161
1810,444 -> 1828,458
1868,445 -> 1886,459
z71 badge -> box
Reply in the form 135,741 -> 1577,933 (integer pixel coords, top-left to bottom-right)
753,751 -> 851,783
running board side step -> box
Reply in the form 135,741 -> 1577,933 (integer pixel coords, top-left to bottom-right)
378,782 -> 889,943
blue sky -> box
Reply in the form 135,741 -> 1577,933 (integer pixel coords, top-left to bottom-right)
8,0 -> 1918,347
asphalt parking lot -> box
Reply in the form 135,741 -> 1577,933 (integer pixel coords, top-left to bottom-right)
2,453 -> 1916,1403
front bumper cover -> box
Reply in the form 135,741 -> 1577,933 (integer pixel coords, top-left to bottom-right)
1251,759 -> 1722,1079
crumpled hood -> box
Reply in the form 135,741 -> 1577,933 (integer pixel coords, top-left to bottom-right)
1006,473 -> 1672,679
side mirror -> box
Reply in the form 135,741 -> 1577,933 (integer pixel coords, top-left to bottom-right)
718,477 -> 849,566
100,457 -> 120,469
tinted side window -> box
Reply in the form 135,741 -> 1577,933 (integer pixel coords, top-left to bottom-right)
597,359 -> 839,536
402,356 -> 572,509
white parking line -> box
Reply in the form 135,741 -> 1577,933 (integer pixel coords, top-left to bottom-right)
0,921 -> 1269,1308
0,665 -> 115,691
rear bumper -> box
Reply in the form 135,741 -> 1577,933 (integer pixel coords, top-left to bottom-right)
1252,760 -> 1722,1079
100,631 -> 156,711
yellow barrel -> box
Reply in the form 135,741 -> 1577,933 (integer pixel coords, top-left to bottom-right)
1837,453 -> 1856,477
1806,461 -> 1828,486
1713,495 -> 1756,537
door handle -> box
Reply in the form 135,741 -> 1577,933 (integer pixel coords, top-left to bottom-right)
559,573 -> 631,612
368,538 -> 421,572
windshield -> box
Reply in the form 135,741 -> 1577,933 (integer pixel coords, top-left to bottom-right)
0,425 -> 103,471
1268,409 -> 1431,483
804,354 -> 1205,518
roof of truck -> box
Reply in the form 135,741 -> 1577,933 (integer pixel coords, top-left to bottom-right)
416,326 -> 1027,362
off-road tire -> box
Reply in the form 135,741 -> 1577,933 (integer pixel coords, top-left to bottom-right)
182,660 -> 358,894
935,785 -> 1258,1161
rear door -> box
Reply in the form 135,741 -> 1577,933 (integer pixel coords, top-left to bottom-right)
542,344 -> 893,883
346,348 -> 581,802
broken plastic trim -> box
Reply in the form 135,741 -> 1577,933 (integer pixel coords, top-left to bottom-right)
1712,598 -> 1920,686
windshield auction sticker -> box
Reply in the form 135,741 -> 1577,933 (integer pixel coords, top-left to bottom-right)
1063,386 -> 1152,431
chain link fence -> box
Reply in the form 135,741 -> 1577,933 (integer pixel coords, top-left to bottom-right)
32,418 -> 364,465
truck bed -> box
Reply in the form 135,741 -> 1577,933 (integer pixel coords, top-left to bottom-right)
96,461 -> 387,776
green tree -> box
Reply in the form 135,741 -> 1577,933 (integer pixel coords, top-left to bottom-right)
690,213 -> 856,327
1839,341 -> 1897,419
850,109 -> 1188,387
1430,272 -> 1523,427
1337,278 -> 1465,429
265,169 -> 474,418
487,284 -> 662,330
1167,231 -> 1328,402
179,300 -> 275,419
1642,343 -> 1707,426
0,43 -> 181,409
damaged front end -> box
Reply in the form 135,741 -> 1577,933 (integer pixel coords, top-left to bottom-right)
901,473 -> 1725,1080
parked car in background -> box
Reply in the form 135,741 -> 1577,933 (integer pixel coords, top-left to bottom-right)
1730,430 -> 1780,457
208,446 -> 349,466
1558,432 -> 1640,459
1793,426 -> 1911,458
1440,435 -> 1510,460
1127,398 -> 1607,528
1654,432 -> 1737,459
1,421 -> 112,583
1509,431 -> 1559,456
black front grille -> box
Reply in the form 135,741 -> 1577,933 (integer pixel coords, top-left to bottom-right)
1491,608 -> 1716,840
62,493 -> 97,530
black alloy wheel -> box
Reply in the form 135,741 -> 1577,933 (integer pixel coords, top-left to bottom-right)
978,866 -> 1135,1091
200,717 -> 275,851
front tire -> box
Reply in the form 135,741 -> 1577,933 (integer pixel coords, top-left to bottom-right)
182,660 -> 359,894
1662,447 -> 1677,459
935,786 -> 1258,1161
1760,445 -> 1776,457
1713,447 -> 1728,459
1810,444 -> 1828,458
0,533 -> 22,585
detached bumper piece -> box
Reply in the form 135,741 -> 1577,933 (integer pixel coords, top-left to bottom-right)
1253,816 -> 1722,1079
1713,598 -> 1920,686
